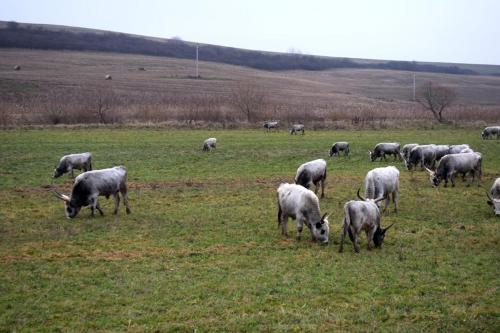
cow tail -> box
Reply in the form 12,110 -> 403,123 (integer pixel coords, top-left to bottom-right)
277,194 -> 282,229
365,177 -> 374,199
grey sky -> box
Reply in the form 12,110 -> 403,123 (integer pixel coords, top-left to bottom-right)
2,0 -> 499,65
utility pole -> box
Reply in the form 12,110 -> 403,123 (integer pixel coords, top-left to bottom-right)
412,72 -> 416,101
195,44 -> 199,78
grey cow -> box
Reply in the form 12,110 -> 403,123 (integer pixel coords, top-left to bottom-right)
364,166 -> 400,213
486,178 -> 500,215
277,183 -> 329,244
481,126 -> 500,139
369,143 -> 401,162
425,152 -> 482,187
339,189 -> 394,253
52,166 -> 131,218
53,152 -> 92,178
295,159 -> 327,198
290,124 -> 305,135
330,142 -> 350,157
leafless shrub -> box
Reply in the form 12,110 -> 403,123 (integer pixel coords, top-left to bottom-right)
417,81 -> 456,123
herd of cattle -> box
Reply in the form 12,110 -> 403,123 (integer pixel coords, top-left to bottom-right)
51,125 -> 499,253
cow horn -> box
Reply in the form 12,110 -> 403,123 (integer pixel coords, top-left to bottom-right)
356,188 -> 366,201
52,190 -> 70,202
424,167 -> 434,175
383,223 -> 395,232
321,213 -> 329,222
374,196 -> 385,204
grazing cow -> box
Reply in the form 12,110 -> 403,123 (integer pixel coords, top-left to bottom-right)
425,152 -> 482,187
339,189 -> 394,253
448,144 -> 470,155
481,126 -> 500,139
53,152 -> 92,178
295,159 -> 327,198
405,145 -> 437,170
402,143 -> 419,161
277,183 -> 329,243
202,138 -> 217,151
329,142 -> 350,157
290,124 -> 305,135
486,178 -> 500,215
14,65 -> 21,71
369,143 -> 401,162
364,166 -> 400,212
105,74 -> 112,80
52,166 -> 131,218
264,121 -> 279,131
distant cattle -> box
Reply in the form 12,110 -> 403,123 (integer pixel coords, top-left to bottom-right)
290,124 -> 305,135
295,159 -> 327,198
369,143 -> 401,162
277,183 -> 329,244
202,138 -> 217,151
264,121 -> 279,131
105,74 -> 112,80
330,142 -> 350,157
405,145 -> 437,170
53,152 -> 93,178
14,65 -> 21,71
481,126 -> 500,139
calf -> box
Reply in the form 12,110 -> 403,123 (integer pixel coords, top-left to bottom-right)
52,166 -> 131,218
481,126 -> 500,139
277,183 -> 329,243
330,142 -> 350,157
425,152 -> 482,187
486,178 -> 500,215
53,152 -> 92,178
364,166 -> 400,212
290,124 -> 305,135
369,143 -> 401,162
295,159 -> 327,198
339,189 -> 394,253
202,138 -> 217,151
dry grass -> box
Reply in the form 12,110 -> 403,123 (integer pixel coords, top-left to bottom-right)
0,48 -> 499,127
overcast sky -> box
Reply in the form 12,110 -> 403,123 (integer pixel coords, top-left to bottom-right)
2,0 -> 499,65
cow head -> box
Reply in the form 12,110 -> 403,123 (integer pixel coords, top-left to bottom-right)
312,213 -> 330,244
373,223 -> 394,247
425,167 -> 440,187
53,190 -> 80,218
486,192 -> 500,215
481,131 -> 487,139
368,150 -> 375,161
52,166 -> 66,178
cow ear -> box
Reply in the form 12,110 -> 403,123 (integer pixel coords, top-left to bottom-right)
487,200 -> 493,206
315,222 -> 322,229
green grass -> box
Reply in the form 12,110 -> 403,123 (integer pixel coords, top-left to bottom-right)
0,128 -> 499,332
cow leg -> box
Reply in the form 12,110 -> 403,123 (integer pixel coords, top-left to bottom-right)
393,191 -> 398,213
113,193 -> 120,214
96,201 -> 104,216
366,227 -> 376,250
280,214 -> 288,237
296,218 -> 304,241
121,186 -> 131,214
320,179 -> 325,199
449,173 -> 455,187
353,233 -> 360,253
383,194 -> 390,213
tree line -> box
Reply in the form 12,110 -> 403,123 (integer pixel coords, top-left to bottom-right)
0,23 -> 477,75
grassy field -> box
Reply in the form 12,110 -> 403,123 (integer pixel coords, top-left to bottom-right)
0,128 -> 499,332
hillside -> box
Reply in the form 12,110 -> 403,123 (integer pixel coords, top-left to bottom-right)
1,48 -> 499,127
1,21 -> 499,76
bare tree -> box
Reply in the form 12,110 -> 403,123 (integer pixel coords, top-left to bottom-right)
417,81 -> 456,123
231,81 -> 266,122
90,86 -> 117,124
